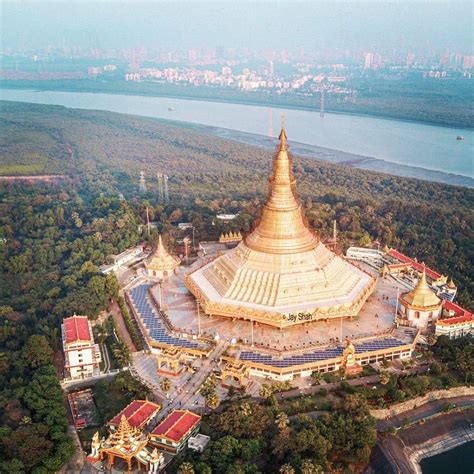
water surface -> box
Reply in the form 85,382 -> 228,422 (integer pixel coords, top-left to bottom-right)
420,441 -> 474,474
1,88 -> 472,177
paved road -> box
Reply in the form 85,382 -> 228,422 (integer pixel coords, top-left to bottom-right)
109,300 -> 137,352
376,396 -> 474,430
159,340 -> 228,416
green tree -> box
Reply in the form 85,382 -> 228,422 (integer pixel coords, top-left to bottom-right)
22,335 -> 53,369
160,377 -> 171,392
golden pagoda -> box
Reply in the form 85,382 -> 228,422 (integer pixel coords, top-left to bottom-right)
400,269 -> 442,310
100,415 -> 149,471
186,128 -> 375,328
145,234 -> 180,280
398,269 -> 442,329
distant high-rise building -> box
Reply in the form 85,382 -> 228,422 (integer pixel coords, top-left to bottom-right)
364,52 -> 374,69
268,60 -> 274,76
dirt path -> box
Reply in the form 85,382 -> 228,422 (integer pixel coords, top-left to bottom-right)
109,300 -> 137,352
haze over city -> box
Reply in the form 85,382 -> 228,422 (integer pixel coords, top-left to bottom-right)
2,1 -> 472,52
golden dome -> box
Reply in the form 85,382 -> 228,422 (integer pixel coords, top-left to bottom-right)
400,269 -> 441,309
146,235 -> 180,272
244,127 -> 319,255
186,128 -> 375,328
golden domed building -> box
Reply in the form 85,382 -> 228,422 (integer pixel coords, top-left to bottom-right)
398,269 -> 442,329
185,129 -> 375,328
145,235 -> 180,280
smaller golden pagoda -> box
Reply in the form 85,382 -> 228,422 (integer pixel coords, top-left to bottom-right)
145,234 -> 180,280
400,269 -> 441,309
398,269 -> 442,329
447,278 -> 457,290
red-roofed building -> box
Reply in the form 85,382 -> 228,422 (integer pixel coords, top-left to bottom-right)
109,400 -> 161,430
435,301 -> 473,339
150,410 -> 201,453
387,249 -> 443,281
62,315 -> 101,380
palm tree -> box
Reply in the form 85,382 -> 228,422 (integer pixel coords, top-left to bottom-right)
178,462 -> 195,474
301,460 -> 324,474
279,464 -> 295,474
380,372 -> 390,385
205,391 -> 220,410
275,412 -> 289,432
160,377 -> 171,392
311,371 -> 322,385
259,383 -> 273,399
426,333 -> 438,346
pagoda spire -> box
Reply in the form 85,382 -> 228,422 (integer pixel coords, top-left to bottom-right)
244,128 -> 319,254
157,234 -> 165,254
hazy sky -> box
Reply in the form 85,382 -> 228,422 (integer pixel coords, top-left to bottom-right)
1,1 -> 472,52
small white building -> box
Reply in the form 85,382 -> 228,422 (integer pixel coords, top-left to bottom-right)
100,244 -> 144,274
62,315 -> 101,379
397,270 -> 442,330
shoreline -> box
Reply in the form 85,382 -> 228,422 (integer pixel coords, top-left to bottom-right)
409,431 -> 474,473
1,82 -> 472,131
372,407 -> 474,474
163,119 -> 474,188
1,97 -> 472,188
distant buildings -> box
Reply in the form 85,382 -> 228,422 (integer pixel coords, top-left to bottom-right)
62,315 -> 101,379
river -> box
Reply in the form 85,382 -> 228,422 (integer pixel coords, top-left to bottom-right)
0,88 -> 472,178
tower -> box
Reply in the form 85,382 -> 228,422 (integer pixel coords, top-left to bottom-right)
163,174 -> 169,202
139,171 -> 147,193
157,173 -> 164,202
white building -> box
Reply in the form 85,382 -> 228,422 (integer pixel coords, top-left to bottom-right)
346,247 -> 384,267
435,301 -> 473,339
62,315 -> 101,379
100,244 -> 145,274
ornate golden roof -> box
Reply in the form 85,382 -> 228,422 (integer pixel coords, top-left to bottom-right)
103,415 -> 148,456
400,269 -> 442,309
146,235 -> 180,271
447,278 -> 456,289
244,128 -> 319,255
186,128 -> 375,327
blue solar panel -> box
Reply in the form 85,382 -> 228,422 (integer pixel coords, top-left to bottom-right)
239,335 -> 408,368
128,284 -> 203,350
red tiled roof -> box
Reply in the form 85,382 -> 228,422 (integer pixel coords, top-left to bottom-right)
438,301 -> 473,325
63,316 -> 92,344
109,400 -> 161,428
151,410 -> 201,444
388,249 -> 442,280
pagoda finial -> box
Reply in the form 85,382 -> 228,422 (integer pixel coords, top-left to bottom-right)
278,114 -> 287,148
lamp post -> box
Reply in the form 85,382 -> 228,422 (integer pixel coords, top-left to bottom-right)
197,301 -> 201,337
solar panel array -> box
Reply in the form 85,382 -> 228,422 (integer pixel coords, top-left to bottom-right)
239,336 -> 410,368
128,284 -> 202,349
